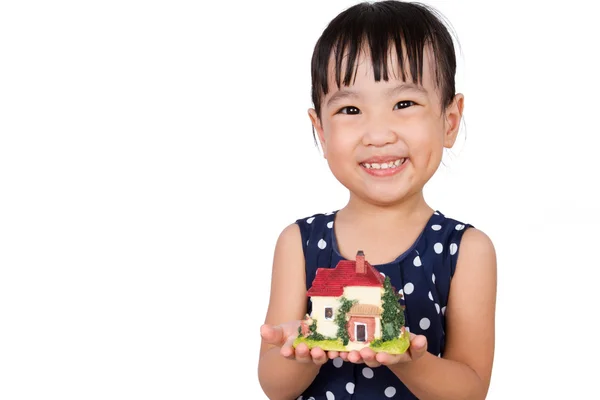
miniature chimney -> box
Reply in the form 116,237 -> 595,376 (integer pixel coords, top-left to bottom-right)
356,250 -> 366,274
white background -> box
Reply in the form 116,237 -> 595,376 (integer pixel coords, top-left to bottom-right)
1,0 -> 599,399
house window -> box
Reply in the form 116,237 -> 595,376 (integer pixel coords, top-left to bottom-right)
324,307 -> 333,320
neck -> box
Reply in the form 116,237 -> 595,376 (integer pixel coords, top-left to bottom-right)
342,191 -> 433,224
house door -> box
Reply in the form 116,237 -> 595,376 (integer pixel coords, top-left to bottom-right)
356,323 -> 366,342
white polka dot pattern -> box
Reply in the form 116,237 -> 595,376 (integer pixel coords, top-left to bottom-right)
450,243 -> 458,255
384,386 -> 397,397
413,255 -> 422,266
346,382 -> 355,394
362,367 -> 374,379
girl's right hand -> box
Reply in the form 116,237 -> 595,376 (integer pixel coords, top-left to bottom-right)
260,321 -> 330,365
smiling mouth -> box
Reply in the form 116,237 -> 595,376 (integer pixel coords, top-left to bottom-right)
360,158 -> 407,169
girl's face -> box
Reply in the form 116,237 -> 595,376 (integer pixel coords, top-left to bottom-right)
309,46 -> 464,207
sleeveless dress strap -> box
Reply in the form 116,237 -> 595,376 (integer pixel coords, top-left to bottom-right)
414,212 -> 473,335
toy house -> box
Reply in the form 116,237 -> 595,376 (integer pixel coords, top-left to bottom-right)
295,250 -> 409,354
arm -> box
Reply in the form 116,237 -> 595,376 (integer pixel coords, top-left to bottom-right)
258,223 -> 320,400
388,228 -> 497,400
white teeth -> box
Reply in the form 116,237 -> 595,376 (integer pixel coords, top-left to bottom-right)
362,158 -> 405,169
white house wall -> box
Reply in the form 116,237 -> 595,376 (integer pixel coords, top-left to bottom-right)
343,286 -> 383,306
310,295 -> 340,338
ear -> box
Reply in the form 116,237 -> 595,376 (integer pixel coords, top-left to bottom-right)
443,93 -> 464,148
308,108 -> 327,157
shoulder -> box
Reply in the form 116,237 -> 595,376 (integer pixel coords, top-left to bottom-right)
275,222 -> 302,250
430,209 -> 496,274
275,210 -> 336,257
450,226 -> 497,302
454,227 -> 497,286
438,210 -> 494,253
441,211 -> 495,267
460,228 -> 496,259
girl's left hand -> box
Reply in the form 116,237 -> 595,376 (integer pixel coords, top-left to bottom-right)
330,333 -> 428,368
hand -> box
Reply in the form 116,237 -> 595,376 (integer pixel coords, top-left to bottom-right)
338,333 -> 428,368
260,321 -> 330,366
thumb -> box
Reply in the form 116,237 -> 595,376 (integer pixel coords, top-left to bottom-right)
408,334 -> 428,360
260,324 -> 285,347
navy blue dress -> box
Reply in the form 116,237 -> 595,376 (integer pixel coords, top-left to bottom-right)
295,210 -> 472,400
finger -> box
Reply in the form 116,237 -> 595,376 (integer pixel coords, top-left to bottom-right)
347,350 -> 364,364
310,347 -> 328,365
260,324 -> 285,347
279,320 -> 302,338
294,342 -> 313,363
280,334 -> 297,359
359,348 -> 381,368
328,351 -> 340,360
376,351 -> 408,365
408,335 -> 428,360
339,351 -> 349,361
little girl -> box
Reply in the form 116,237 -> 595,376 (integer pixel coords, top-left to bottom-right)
258,1 -> 496,399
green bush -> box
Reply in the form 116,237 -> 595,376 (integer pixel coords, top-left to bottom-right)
335,297 -> 357,345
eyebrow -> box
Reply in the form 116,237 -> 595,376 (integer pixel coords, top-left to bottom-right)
326,89 -> 359,108
387,83 -> 428,97
325,83 -> 428,108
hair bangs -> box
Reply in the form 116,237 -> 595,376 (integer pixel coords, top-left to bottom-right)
311,1 -> 457,118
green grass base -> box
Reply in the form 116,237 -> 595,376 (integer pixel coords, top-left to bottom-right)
369,330 -> 410,354
293,330 -> 410,354
293,337 -> 347,351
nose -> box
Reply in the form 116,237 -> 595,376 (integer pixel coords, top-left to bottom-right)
362,114 -> 397,147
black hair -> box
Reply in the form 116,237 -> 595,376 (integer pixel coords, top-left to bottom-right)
311,1 -> 458,119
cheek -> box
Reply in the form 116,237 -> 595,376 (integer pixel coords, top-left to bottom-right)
324,124 -> 358,161
408,125 -> 444,166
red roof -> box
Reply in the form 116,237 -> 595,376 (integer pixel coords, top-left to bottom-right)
307,259 -> 385,297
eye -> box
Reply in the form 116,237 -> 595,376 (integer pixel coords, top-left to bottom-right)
338,106 -> 361,115
394,100 -> 416,110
